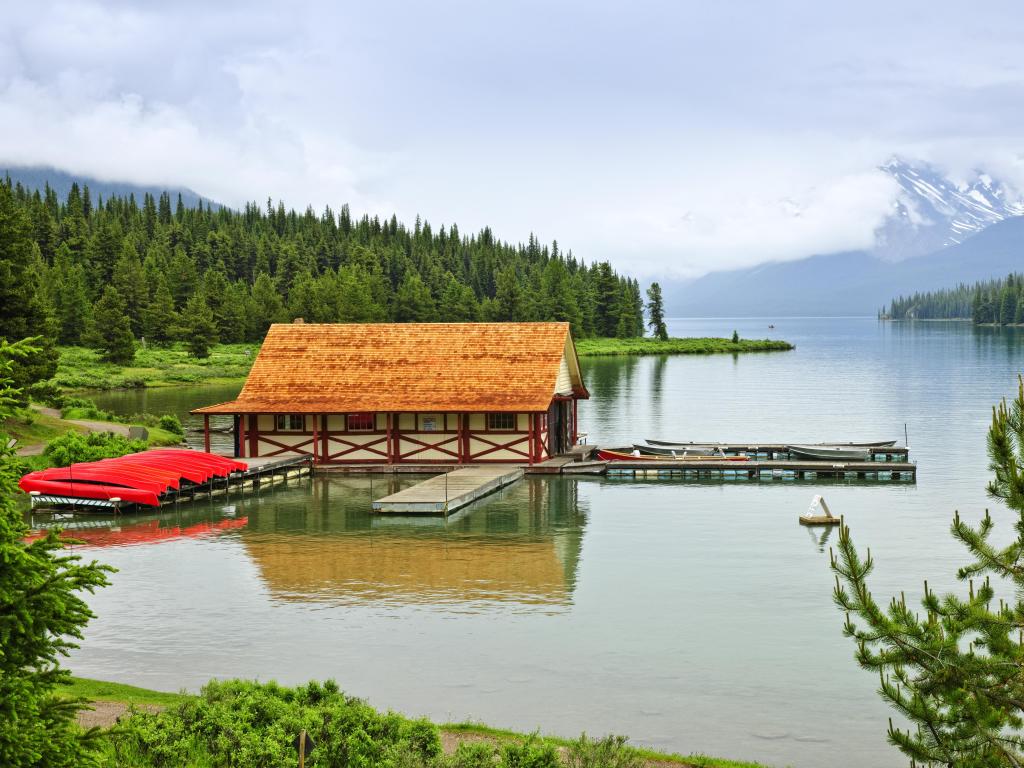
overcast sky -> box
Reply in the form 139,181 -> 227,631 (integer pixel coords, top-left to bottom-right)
3,0 -> 1024,278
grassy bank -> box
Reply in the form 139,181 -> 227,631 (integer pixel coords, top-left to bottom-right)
55,343 -> 255,390
575,337 -> 794,357
66,677 -> 769,768
52,337 -> 794,392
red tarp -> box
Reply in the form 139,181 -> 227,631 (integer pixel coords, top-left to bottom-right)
19,449 -> 248,507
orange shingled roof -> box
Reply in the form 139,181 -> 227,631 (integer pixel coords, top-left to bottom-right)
192,322 -> 587,415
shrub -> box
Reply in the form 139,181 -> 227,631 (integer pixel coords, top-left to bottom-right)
564,735 -> 643,768
111,679 -> 443,768
43,431 -> 147,466
157,415 -> 184,436
500,734 -> 560,768
26,379 -> 65,408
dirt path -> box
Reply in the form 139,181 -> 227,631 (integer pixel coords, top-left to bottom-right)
65,419 -> 131,437
15,406 -> 132,456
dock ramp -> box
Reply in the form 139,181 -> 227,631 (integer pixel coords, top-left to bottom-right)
372,466 -> 523,514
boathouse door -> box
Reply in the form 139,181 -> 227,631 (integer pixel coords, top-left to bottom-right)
548,401 -> 569,455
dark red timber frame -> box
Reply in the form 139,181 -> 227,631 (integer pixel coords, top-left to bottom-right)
464,412 -> 534,464
229,403 -> 582,465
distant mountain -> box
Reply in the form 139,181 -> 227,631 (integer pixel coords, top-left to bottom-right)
665,158 -> 1024,316
874,158 -> 1024,261
0,165 -> 220,209
665,216 -> 1024,316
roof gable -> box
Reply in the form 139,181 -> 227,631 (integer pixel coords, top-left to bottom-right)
195,322 -> 586,414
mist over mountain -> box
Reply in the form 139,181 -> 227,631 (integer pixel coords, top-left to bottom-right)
1,165 -> 220,210
668,159 -> 1024,316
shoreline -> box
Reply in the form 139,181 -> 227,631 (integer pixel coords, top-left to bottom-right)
66,676 -> 769,768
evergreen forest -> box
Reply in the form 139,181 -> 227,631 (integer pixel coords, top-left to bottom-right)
0,175 -> 648,383
884,273 -> 1024,324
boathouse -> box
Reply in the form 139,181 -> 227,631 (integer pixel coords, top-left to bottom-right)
191,322 -> 589,465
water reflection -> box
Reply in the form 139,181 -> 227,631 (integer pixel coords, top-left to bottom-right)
241,476 -> 587,610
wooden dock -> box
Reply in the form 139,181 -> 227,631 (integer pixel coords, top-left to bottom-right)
603,458 -> 916,481
636,443 -> 909,460
371,466 -> 524,514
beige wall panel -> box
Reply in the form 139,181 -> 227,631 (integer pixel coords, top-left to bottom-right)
257,415 -> 275,431
326,415 -> 345,430
517,413 -> 529,431
398,413 -> 415,430
555,355 -> 572,394
376,413 -> 387,430
469,413 -> 484,430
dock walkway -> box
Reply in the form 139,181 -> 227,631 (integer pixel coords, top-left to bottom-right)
372,466 -> 523,514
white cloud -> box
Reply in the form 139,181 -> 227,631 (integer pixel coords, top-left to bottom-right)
2,0 -> 1024,278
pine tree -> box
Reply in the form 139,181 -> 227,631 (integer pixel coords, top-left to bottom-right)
90,287 -> 136,364
52,256 -> 92,345
594,261 -> 619,337
250,272 -> 285,339
179,293 -> 219,358
540,259 -> 583,335
646,282 -> 668,340
493,265 -> 523,321
0,185 -> 58,389
0,338 -> 113,767
393,273 -> 436,322
143,275 -> 178,344
832,376 -> 1024,766
111,240 -> 149,336
439,273 -> 480,322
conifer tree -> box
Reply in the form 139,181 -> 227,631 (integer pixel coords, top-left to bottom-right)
541,259 -> 583,335
646,282 -> 668,340
179,293 -> 219,358
439,273 -> 480,321
393,273 -> 436,322
0,185 -> 58,388
594,261 -> 619,337
90,286 -> 135,364
493,265 -> 523,321
0,338 -> 113,767
832,376 -> 1024,766
143,275 -> 178,344
250,272 -> 285,338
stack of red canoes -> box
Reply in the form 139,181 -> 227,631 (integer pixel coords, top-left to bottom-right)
18,449 -> 248,507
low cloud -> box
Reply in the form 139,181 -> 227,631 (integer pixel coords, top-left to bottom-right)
2,0 -> 1023,279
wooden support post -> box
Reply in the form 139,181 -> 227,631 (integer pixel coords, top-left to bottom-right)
386,413 -> 394,464
249,415 -> 258,457
321,415 -> 328,464
458,413 -> 466,464
203,414 -> 211,453
238,414 -> 246,458
528,413 -> 536,465
311,415 -> 319,464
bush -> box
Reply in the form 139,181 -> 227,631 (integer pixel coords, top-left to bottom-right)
564,735 -> 643,768
43,431 -> 147,467
110,679 -> 443,768
500,735 -> 560,768
26,379 -> 65,408
157,414 -> 184,436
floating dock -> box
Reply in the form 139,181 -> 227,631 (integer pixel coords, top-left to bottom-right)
602,458 -> 916,481
371,466 -> 524,514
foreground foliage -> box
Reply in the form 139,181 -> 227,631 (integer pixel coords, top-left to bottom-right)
0,339 -> 113,767
832,376 -> 1024,766
43,431 -> 148,467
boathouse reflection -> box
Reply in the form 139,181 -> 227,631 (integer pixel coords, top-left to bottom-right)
240,476 -> 587,609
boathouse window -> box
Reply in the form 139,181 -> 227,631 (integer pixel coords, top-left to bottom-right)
276,414 -> 305,431
347,413 -> 375,431
487,413 -> 516,431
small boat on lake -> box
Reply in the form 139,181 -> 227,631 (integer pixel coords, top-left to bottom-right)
646,439 -> 897,449
787,445 -> 870,461
597,448 -> 750,462
632,443 -> 722,457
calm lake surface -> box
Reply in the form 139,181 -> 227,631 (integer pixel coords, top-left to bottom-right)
65,317 -> 1024,767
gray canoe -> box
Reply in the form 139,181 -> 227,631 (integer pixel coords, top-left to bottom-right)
787,444 -> 871,461
633,443 -> 722,457
646,439 -> 896,449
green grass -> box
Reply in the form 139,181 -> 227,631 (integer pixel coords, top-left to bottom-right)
4,407 -> 88,445
575,337 -> 794,357
55,343 -> 256,390
65,676 -> 188,709
441,722 -> 771,767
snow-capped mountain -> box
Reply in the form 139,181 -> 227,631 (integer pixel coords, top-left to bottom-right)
874,158 -> 1024,260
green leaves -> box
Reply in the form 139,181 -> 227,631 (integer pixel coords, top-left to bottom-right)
831,376 -> 1024,766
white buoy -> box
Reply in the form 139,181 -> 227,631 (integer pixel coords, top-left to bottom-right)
799,494 -> 841,526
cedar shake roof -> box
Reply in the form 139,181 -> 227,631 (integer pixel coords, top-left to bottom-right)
192,322 -> 588,415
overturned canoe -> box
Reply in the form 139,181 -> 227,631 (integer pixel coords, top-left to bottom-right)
597,449 -> 750,462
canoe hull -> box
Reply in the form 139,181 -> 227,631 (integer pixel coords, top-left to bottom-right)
787,445 -> 871,461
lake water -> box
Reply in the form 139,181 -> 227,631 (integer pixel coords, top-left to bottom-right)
61,317 -> 1024,767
